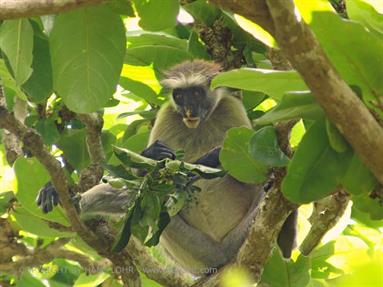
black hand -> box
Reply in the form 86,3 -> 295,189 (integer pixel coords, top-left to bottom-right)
142,140 -> 176,161
194,147 -> 221,168
36,182 -> 59,214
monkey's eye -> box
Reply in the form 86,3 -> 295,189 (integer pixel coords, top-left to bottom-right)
173,91 -> 183,104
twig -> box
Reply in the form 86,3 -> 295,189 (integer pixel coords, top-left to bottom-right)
77,113 -> 105,191
300,189 -> 349,255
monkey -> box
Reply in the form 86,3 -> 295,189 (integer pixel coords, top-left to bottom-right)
37,60 -> 297,275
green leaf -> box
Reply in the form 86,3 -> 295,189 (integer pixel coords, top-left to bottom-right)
296,1 -> 383,110
50,6 -> 126,113
22,21 -> 53,103
127,31 -> 187,50
220,127 -> 268,183
133,0 -> 179,31
187,31 -> 210,59
0,19 -> 34,85
352,193 -> 383,220
0,191 -> 14,215
12,207 -> 73,238
255,92 -> 324,125
35,118 -> 60,145
346,0 -> 383,36
58,129 -> 89,170
261,249 -> 311,287
242,90 -> 266,110
351,206 -> 383,228
141,193 -> 161,227
120,77 -> 162,105
107,0 -> 135,16
341,154 -> 377,195
120,131 -> 150,153
73,273 -> 110,287
0,59 -> 27,100
13,157 -> 69,226
211,69 -> 308,101
183,0 -> 221,26
58,129 -> 115,170
249,126 -> 289,168
325,119 -> 349,153
282,120 -> 351,203
145,211 -> 171,247
125,45 -> 192,70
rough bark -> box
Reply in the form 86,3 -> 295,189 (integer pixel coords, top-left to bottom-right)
0,0 -> 104,20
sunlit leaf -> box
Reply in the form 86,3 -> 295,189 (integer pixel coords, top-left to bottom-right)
255,92 -> 324,125
211,68 -> 308,101
282,120 -> 351,203
0,19 -> 33,85
133,0 -> 179,31
220,127 -> 267,183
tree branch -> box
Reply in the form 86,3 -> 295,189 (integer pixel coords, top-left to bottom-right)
77,113 -> 105,191
300,189 -> 349,255
0,0 -> 104,20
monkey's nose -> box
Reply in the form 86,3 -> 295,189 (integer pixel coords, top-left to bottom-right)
185,109 -> 192,118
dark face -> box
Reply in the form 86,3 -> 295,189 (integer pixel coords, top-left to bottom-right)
172,86 -> 214,128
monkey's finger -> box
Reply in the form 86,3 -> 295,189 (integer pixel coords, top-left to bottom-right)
158,151 -> 176,160
43,194 -> 53,213
52,190 -> 59,206
36,190 -> 43,206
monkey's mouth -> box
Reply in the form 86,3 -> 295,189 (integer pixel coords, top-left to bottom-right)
183,117 -> 200,128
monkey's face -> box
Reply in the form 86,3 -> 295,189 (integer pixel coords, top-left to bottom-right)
172,86 -> 215,129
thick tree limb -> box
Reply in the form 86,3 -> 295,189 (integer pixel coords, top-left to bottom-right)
0,0 -> 104,20
300,189 -> 349,255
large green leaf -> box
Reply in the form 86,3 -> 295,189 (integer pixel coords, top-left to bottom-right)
58,129 -> 115,170
50,6 -> 126,113
346,0 -> 383,36
183,0 -> 221,26
125,45 -> 192,71
120,77 -> 162,105
0,19 -> 34,85
0,59 -> 27,101
127,31 -> 187,50
261,249 -> 311,287
220,127 -> 268,183
211,68 -> 308,101
13,157 -> 69,226
249,126 -> 289,168
255,92 -> 324,125
282,120 -> 351,203
296,1 -> 383,109
12,207 -> 73,238
22,21 -> 53,103
133,0 -> 179,31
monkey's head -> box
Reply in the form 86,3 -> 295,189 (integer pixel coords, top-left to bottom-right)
161,60 -> 223,129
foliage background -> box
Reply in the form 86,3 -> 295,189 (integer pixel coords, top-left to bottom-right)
0,0 -> 382,286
